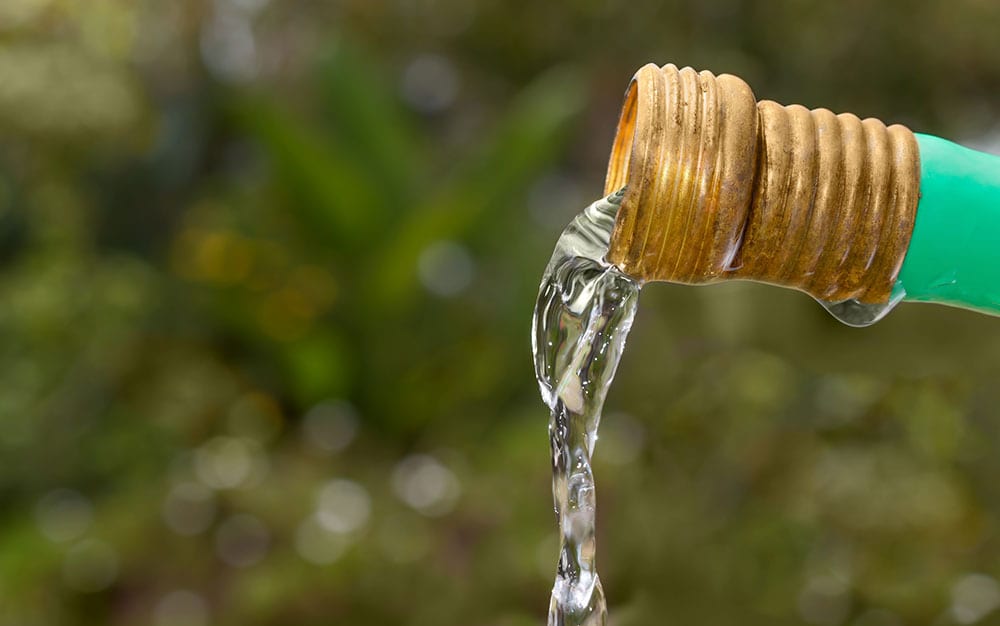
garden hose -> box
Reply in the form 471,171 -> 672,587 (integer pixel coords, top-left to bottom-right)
604,63 -> 1000,321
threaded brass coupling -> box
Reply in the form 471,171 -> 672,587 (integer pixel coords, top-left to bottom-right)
604,63 -> 921,304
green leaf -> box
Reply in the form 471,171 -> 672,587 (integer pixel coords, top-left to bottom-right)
229,96 -> 385,249
368,66 -> 586,307
317,43 -> 421,208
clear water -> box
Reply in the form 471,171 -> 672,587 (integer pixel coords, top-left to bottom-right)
817,288 -> 904,327
527,183 -> 899,624
531,189 -> 641,626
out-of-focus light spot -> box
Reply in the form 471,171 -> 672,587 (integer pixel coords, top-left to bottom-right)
598,412 -> 645,466
417,240 -> 475,297
797,575 -> 851,626
228,392 -> 283,443
377,517 -> 430,564
214,514 -> 270,568
173,229 -> 254,285
0,0 -> 51,29
162,483 -> 217,536
815,375 -> 883,425
194,437 -> 267,490
294,517 -> 351,565
527,173 -> 585,229
0,44 -> 139,134
35,489 -> 93,542
810,448 -> 962,531
951,573 -> 1000,624
224,0 -> 270,15
400,54 -> 458,113
391,454 -> 461,517
316,480 -> 371,534
154,590 -> 209,626
302,400 -> 358,453
62,539 -> 118,593
175,228 -> 243,283
200,9 -> 257,83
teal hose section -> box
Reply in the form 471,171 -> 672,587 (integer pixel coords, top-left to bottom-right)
896,133 -> 1000,315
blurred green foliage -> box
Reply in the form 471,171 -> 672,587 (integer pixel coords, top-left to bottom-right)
1,0 -> 1000,625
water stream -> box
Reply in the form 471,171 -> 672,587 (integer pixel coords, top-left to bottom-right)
531,189 -> 641,626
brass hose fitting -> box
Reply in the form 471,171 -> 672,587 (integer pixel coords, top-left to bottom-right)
604,63 -> 921,304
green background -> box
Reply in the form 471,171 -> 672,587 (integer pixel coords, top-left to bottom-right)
1,1 -> 1000,625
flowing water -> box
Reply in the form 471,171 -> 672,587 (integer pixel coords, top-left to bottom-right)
531,189 -> 641,626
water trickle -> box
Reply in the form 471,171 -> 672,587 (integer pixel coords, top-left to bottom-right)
817,283 -> 905,328
532,189 -> 641,626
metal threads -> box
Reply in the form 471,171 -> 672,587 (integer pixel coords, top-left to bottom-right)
604,63 -> 921,304
605,63 -> 759,284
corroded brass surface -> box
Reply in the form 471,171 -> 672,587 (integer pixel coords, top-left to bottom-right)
604,63 -> 921,304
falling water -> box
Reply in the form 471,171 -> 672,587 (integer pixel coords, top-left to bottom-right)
531,189 -> 641,625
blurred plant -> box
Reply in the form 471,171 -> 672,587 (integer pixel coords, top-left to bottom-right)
1,1 -> 1000,625
196,42 -> 585,426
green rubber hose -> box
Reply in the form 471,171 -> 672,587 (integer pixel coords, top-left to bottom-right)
896,134 -> 1000,315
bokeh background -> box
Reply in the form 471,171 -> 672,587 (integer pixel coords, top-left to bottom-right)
2,1 -> 1000,624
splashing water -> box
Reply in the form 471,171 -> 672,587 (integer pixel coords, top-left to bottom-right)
532,189 -> 641,625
